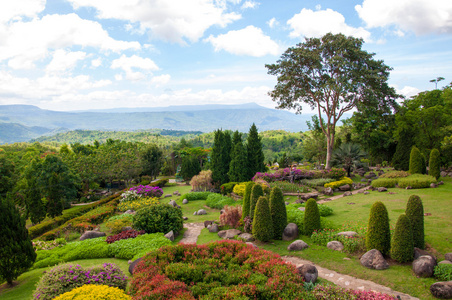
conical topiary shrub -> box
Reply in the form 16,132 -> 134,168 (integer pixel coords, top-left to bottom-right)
269,187 -> 287,239
390,214 -> 414,263
241,182 -> 255,220
428,148 -> 441,179
252,196 -> 273,242
366,201 -> 391,256
249,184 -> 263,219
409,146 -> 423,174
304,198 -> 320,236
405,195 -> 424,249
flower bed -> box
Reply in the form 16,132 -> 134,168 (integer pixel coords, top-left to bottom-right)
129,185 -> 164,198
252,167 -> 345,182
106,229 -> 145,244
117,197 -> 160,212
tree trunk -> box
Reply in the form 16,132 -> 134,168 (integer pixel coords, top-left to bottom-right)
325,134 -> 334,169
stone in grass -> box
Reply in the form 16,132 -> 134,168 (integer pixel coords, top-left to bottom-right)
327,241 -> 344,251
296,264 -> 318,283
182,199 -> 188,204
197,209 -> 207,215
282,223 -> 298,241
169,200 -> 177,207
323,187 -> 334,196
238,233 -> 254,242
342,191 -> 353,197
208,223 -> 219,233
183,217 -> 188,220
412,255 -> 436,278
121,226 -> 133,232
204,220 -> 214,228
165,194 -> 172,198
364,191 -> 370,195
430,281 -> 452,299
173,191 -> 179,195
164,230 -> 174,242
79,230 -> 106,241
439,260 -> 452,265
377,187 -> 388,192
193,211 -> 198,215
414,247 -> 437,263
285,201 -> 289,205
287,240 -> 309,251
218,229 -> 242,239
445,253 -> 452,261
128,257 -> 143,275
246,242 -> 258,249
337,231 -> 358,237
360,249 -> 389,270
339,184 -> 351,191
124,210 -> 135,215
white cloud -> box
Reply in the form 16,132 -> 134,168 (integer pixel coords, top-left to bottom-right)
241,1 -> 259,9
46,49 -> 87,74
287,8 -> 371,42
356,0 -> 452,35
267,17 -> 279,29
205,25 -> 280,57
0,13 -> 140,69
0,0 -> 45,23
111,55 -> 160,81
91,58 -> 102,68
68,0 -> 241,44
150,74 -> 171,86
397,85 -> 421,98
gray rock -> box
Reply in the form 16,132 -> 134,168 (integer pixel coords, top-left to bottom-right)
193,211 -> 198,215
360,249 -> 389,270
342,191 -> 353,197
165,194 -> 172,198
182,199 -> 188,204
165,230 -> 175,242
218,229 -> 242,239
246,242 -> 258,249
285,201 -> 289,205
430,281 -> 452,299
323,187 -> 334,196
327,241 -> 344,251
128,257 -> 143,275
282,223 -> 298,241
124,210 -> 135,215
413,255 -> 436,277
169,200 -> 177,207
288,240 -> 309,251
339,184 -> 351,191
364,191 -> 370,195
197,209 -> 207,215
445,253 -> 452,261
79,230 -> 106,241
183,216 -> 188,220
296,264 -> 318,283
204,220 -> 214,228
173,191 -> 179,195
208,223 -> 219,233
377,187 -> 387,192
238,233 -> 255,242
361,178 -> 367,182
438,181 -> 444,185
440,171 -> 448,177
439,260 -> 452,265
121,226 -> 133,232
430,183 -> 438,188
414,247 -> 437,263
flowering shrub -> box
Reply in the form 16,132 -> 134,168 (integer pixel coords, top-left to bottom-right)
219,205 -> 242,228
117,197 -> 160,212
120,190 -> 141,202
32,238 -> 66,251
324,177 -> 353,189
301,178 -> 335,188
33,263 -> 127,300
129,240 -> 311,299
53,285 -> 131,300
106,229 -> 146,244
312,285 -> 396,299
129,185 -> 164,198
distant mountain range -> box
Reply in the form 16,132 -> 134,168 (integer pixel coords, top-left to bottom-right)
0,103 -> 317,144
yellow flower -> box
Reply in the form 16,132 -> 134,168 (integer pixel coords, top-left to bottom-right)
53,285 -> 131,300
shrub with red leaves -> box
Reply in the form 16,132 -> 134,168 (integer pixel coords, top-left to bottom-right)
106,229 -> 145,244
219,205 -> 242,228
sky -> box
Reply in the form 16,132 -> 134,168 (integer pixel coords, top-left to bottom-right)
0,0 -> 451,112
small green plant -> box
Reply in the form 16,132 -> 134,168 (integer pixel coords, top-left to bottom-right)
252,196 -> 273,242
390,214 -> 413,263
366,201 -> 390,255
324,177 -> 353,189
405,195 -> 424,249
434,264 -> 452,281
379,170 -> 410,178
179,192 -> 212,201
206,194 -> 238,209
304,198 -> 321,236
428,148 -> 441,179
269,187 -> 287,240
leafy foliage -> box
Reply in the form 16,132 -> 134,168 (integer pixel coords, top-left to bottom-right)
390,214 -> 413,263
379,171 -> 410,178
205,194 -> 238,210
241,181 -> 254,220
269,187 -> 287,240
392,128 -> 413,171
304,198 -> 321,236
252,196 -> 273,242
53,285 -> 131,300
219,205 -> 242,228
220,182 -> 238,195
428,148 -> 441,179
371,178 -> 398,188
133,204 -> 183,234
246,123 -> 266,179
106,229 -> 146,244
180,192 -> 212,201
366,201 -> 390,256
249,183 -> 264,219
405,195 -> 424,249
397,174 -> 437,189
331,143 -> 366,177
409,146 -> 424,175
190,170 -> 213,192
324,177 -> 353,189
434,264 -> 452,281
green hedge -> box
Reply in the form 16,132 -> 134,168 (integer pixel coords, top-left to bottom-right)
397,174 -> 437,189
220,182 -> 238,195
324,177 -> 353,189
179,192 -> 212,201
371,178 -> 398,188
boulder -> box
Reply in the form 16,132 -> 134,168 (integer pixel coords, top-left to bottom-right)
364,191 -> 370,195
339,184 -> 351,191
430,281 -> 452,299
183,216 -> 188,220
296,264 -> 318,283
377,187 -> 388,192
197,209 -> 207,215
438,181 -> 444,185
430,183 -> 438,188
342,191 -> 353,197
445,253 -> 452,261
121,226 -> 133,232
124,210 -> 135,215
413,255 -> 437,277
204,220 -> 214,228
282,223 -> 298,241
218,229 -> 242,239
165,194 -> 172,198
327,241 -> 344,251
193,211 -> 198,215
128,257 -> 143,275
246,242 -> 258,249
285,201 -> 289,205
361,179 -> 367,182
238,233 -> 255,242
414,247 -> 437,263
208,223 -> 219,233
360,249 -> 389,270
323,187 -> 334,196
173,191 -> 179,195
440,171 -> 448,178
182,199 -> 188,204
439,260 -> 452,265
165,230 -> 175,242
169,200 -> 177,207
288,240 -> 309,251
79,230 -> 106,241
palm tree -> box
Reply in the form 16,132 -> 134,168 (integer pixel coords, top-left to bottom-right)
331,143 -> 366,177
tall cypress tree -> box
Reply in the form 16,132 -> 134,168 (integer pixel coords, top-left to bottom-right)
24,159 -> 46,224
229,131 -> 248,182
0,198 -> 36,285
409,146 -> 423,174
211,129 -> 231,186
428,148 -> 441,179
392,128 -> 413,171
222,131 -> 232,182
246,123 -> 265,179
241,181 -> 255,220
249,184 -> 264,219
269,187 -> 287,239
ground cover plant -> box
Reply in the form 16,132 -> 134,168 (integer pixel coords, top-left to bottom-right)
268,181 -> 310,193
104,214 -> 134,234
53,285 -> 131,300
205,193 -> 239,209
117,196 -> 160,212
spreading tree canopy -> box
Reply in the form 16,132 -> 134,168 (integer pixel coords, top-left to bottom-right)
266,33 -> 399,168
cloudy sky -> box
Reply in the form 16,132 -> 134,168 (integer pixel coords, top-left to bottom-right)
0,0 -> 451,111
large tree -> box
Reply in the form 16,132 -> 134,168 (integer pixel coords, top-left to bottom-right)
228,131 -> 248,182
246,124 -> 265,179
266,33 -> 399,169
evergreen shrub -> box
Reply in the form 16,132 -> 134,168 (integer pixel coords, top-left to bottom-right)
304,198 -> 321,236
220,182 -> 238,195
249,184 -> 264,219
380,171 -> 410,178
428,148 -> 441,179
405,195 -> 424,249
179,192 -> 212,201
324,177 -> 353,189
409,146 -> 423,174
232,182 -> 248,196
53,285 -> 131,300
397,174 -> 437,189
133,204 -> 183,234
241,182 -> 255,220
252,196 -> 273,242
366,201 -> 390,255
371,178 -> 398,188
269,187 -> 287,239
390,214 -> 413,263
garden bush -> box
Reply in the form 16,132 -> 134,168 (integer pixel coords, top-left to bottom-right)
390,214 -> 413,263
33,263 -> 127,300
219,205 -> 242,228
405,195 -> 424,249
104,214 -> 134,234
380,171 -> 410,178
205,194 -> 238,210
269,187 -> 287,240
117,196 -> 160,212
312,284 -> 396,300
429,148 -> 441,179
106,229 -> 145,244
241,182 -> 254,220
317,204 -> 334,217
366,201 -> 390,255
149,178 -> 168,188
53,285 -> 131,300
268,181 -> 309,193
327,167 -> 347,180
32,238 -> 66,251
311,229 -> 366,254
190,170 -> 213,192
397,174 -> 437,189
434,264 -> 452,281
109,233 -> 172,260
133,204 -> 183,234
179,192 -> 212,201
129,184 -> 164,198
232,182 -> 249,196
409,146 -> 424,174
249,184 -> 264,219
220,182 -> 238,195
304,198 -> 321,236
286,204 -> 333,234
252,196 -> 273,242
324,177 -> 353,189
129,240 -> 311,300
300,178 -> 335,188
371,178 -> 398,188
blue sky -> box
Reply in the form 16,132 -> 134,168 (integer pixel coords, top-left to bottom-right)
0,0 -> 451,111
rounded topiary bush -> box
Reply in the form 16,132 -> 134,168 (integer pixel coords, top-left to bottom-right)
252,196 -> 273,242
390,214 -> 413,263
366,201 -> 390,256
405,195 -> 424,249
409,146 -> 423,174
429,148 -> 441,179
249,183 -> 264,219
133,203 -> 183,234
129,241 -> 311,299
269,187 -> 287,239
241,182 -> 255,220
304,198 -> 320,236
53,285 -> 131,300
